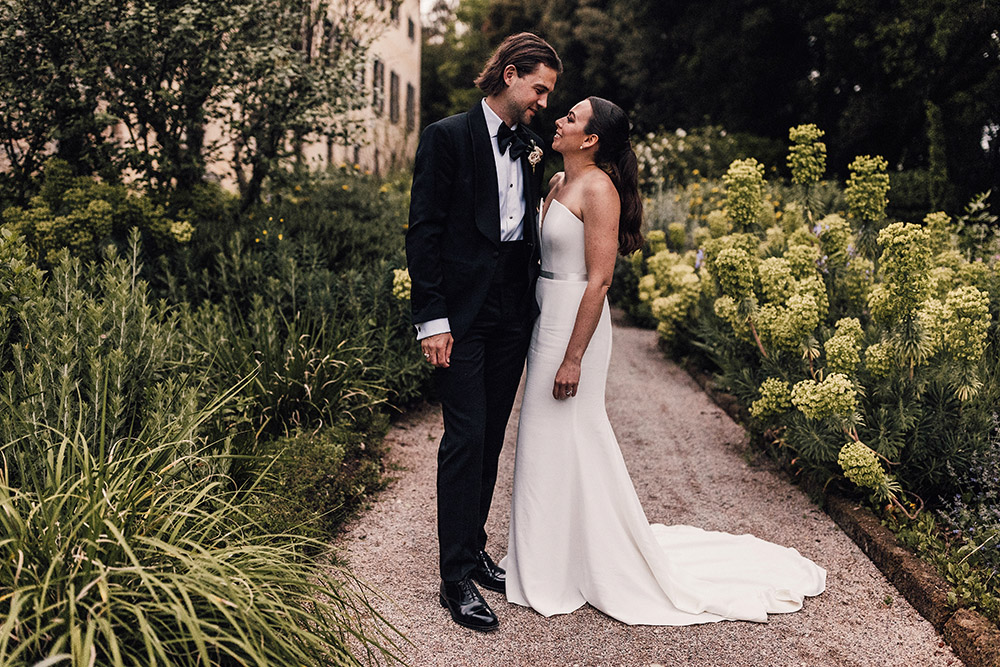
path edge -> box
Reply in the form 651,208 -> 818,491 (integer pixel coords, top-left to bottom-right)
682,360 -> 1000,667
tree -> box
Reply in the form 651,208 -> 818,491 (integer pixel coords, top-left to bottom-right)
0,0 -> 121,203
215,0 -> 380,211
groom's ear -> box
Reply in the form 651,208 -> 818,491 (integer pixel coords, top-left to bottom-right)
502,64 -> 518,88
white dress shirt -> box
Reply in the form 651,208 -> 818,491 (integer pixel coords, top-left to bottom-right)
415,99 -> 528,340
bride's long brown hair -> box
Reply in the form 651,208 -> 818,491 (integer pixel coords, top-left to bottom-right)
585,97 -> 644,255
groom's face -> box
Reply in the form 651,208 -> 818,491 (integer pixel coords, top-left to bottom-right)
502,63 -> 558,127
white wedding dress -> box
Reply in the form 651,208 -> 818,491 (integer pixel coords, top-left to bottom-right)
500,199 -> 826,625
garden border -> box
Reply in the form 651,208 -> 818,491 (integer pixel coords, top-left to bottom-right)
683,361 -> 1000,667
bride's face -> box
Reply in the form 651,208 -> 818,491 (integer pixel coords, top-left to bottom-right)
552,100 -> 594,155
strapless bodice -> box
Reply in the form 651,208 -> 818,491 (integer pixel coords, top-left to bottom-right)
540,199 -> 587,279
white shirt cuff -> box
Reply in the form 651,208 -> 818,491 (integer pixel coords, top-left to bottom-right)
415,318 -> 451,340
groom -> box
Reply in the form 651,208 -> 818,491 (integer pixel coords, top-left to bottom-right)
406,33 -> 561,632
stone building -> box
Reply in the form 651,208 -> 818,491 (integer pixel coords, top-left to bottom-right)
304,0 -> 422,176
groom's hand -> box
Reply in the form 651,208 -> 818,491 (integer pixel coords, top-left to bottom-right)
421,332 -> 453,368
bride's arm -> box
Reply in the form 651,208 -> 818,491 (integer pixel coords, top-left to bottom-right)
552,178 -> 620,400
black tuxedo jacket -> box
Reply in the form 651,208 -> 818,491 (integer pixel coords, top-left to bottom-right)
406,102 -> 545,341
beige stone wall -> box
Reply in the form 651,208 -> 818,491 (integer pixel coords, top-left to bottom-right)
299,0 -> 422,176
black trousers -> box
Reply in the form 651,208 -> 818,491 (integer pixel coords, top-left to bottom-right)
436,241 -> 534,582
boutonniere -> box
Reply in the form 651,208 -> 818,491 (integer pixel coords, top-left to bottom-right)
527,141 -> 543,172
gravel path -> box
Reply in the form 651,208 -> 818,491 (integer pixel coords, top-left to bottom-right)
334,317 -> 960,666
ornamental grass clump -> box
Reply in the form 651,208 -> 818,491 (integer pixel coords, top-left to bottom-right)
0,406 -> 405,666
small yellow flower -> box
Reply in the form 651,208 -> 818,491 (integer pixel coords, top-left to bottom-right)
776,211 -> 783,219
342,184 -> 350,191
354,163 -> 361,170
294,185 -> 302,192
268,216 -> 273,222
365,170 -> 372,175
262,229 -> 268,235
692,168 -> 700,175
279,218 -> 284,222
379,185 -> 389,193
339,162 -> 347,168
278,233 -> 283,240
255,237 -> 260,243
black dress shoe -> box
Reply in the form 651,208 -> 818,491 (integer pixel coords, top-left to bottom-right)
470,549 -> 506,594
439,578 -> 499,632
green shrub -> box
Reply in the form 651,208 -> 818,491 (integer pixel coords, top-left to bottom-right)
0,396 -> 404,666
1,160 -> 193,269
253,415 -> 391,539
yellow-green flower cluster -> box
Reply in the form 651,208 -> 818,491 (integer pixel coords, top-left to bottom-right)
942,286 -> 991,364
758,257 -> 794,302
711,247 -> 757,301
924,211 -> 953,253
707,209 -> 731,238
723,158 -> 766,231
787,124 -> 827,185
784,243 -> 820,279
713,294 -> 755,341
757,292 -> 820,352
791,372 -> 856,420
170,220 -> 194,244
864,341 -> 895,377
645,229 -> 667,254
835,317 -> 864,342
750,377 -> 793,419
645,252 -> 701,343
667,223 -> 686,250
825,333 -> 860,374
869,223 -> 932,324
816,214 -> 851,266
392,268 -> 411,301
837,441 -> 887,491
843,256 -> 874,310
845,155 -> 890,223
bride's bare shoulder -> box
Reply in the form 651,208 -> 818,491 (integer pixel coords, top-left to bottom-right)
582,169 -> 618,206
547,171 -> 565,191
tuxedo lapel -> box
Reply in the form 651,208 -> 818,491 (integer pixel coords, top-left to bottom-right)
468,103 -> 501,245
519,153 -> 539,246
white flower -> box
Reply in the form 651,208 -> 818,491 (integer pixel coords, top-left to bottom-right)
527,141 -> 543,172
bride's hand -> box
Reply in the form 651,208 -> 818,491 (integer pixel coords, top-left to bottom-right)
553,359 -> 581,400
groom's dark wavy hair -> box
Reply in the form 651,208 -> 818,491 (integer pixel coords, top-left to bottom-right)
586,97 -> 644,255
475,32 -> 562,97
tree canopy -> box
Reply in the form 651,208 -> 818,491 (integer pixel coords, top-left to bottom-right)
422,0 -> 999,208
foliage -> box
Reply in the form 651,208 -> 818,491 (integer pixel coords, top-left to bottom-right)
1,160 -> 194,269
253,416 -> 391,539
0,396 -> 405,666
617,125 -> 1000,511
425,0 -> 998,206
0,0 -> 384,210
0,164 -> 428,661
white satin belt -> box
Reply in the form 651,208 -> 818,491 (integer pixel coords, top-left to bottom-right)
540,270 -> 588,282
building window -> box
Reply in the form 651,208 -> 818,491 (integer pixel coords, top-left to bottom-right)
408,17 -> 415,41
390,71 -> 400,125
372,59 -> 384,116
406,82 -> 415,131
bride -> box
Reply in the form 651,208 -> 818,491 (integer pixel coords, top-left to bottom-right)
500,96 -> 827,625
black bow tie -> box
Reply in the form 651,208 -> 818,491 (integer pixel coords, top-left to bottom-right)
497,123 -> 529,160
